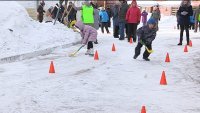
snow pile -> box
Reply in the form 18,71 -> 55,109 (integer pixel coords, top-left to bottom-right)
0,1 -> 79,58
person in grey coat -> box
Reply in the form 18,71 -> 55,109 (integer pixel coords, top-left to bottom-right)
118,0 -> 129,40
112,3 -> 120,38
91,3 -> 100,30
91,2 -> 99,44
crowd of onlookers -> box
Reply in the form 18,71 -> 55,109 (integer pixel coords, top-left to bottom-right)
36,0 -> 200,60
36,0 -> 161,42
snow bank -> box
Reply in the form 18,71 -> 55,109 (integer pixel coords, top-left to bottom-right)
0,1 -> 79,58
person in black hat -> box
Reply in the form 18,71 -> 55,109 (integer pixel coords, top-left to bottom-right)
133,18 -> 157,61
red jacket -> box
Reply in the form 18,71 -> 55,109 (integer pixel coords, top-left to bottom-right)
126,6 -> 141,23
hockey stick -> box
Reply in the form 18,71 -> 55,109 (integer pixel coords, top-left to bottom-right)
62,0 -> 76,25
140,40 -> 154,53
68,44 -> 85,57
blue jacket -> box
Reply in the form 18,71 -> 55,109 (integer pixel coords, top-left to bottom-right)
190,16 -> 195,24
99,10 -> 109,22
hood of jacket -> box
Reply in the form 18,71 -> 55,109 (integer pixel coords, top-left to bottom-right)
75,21 -> 85,31
180,0 -> 191,7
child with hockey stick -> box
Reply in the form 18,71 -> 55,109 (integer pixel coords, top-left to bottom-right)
74,21 -> 97,56
133,18 -> 157,61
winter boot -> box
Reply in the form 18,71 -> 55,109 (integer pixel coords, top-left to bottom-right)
89,49 -> 94,56
133,54 -> 139,59
143,57 -> 150,61
177,42 -> 182,46
85,49 -> 90,55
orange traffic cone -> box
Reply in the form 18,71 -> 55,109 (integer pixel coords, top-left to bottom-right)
165,53 -> 170,63
49,61 -> 55,73
184,45 -> 188,52
189,40 -> 192,47
141,106 -> 146,113
130,37 -> 133,44
94,50 -> 99,60
112,43 -> 116,51
160,71 -> 167,85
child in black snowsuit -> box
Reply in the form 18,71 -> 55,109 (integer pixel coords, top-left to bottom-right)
133,18 -> 157,61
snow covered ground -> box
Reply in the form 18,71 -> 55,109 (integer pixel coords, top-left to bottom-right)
1,1 -> 200,113
0,1 -> 80,59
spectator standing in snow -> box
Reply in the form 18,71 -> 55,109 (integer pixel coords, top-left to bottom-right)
99,7 -> 110,34
45,6 -> 53,23
141,9 -> 148,26
177,0 -> 193,45
66,2 -> 77,24
112,3 -> 120,38
118,0 -> 129,40
106,6 -> 112,27
176,11 -> 180,29
126,0 -> 141,42
151,4 -> 161,31
37,2 -> 45,23
194,4 -> 200,32
189,15 -> 195,30
74,21 -> 97,56
51,3 -> 64,23
91,2 -> 100,30
73,0 -> 95,27
91,2 -> 100,44
133,18 -> 157,61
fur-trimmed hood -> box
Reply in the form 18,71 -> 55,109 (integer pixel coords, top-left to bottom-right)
180,0 -> 191,7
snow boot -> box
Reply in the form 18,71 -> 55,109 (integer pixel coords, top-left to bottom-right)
177,42 -> 182,46
89,49 -> 94,56
143,57 -> 150,61
133,54 -> 139,59
85,49 -> 90,55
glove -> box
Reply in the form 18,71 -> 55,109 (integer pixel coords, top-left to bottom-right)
181,11 -> 188,15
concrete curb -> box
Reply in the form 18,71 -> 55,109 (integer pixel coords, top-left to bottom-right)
0,41 -> 80,64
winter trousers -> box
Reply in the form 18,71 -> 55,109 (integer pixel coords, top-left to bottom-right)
179,24 -> 190,44
87,41 -> 93,50
119,22 -> 125,39
101,22 -> 110,33
125,23 -> 128,38
134,42 -> 152,59
127,23 -> 138,42
194,21 -> 200,32
113,25 -> 119,38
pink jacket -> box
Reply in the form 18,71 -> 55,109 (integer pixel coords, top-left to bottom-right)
75,21 -> 97,44
126,5 -> 141,23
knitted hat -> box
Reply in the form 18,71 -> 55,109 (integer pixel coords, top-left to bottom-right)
147,18 -> 157,25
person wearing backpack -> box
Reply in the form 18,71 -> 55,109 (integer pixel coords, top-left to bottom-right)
194,4 -> 200,32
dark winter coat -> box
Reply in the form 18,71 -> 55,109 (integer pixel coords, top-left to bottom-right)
177,1 -> 193,25
118,2 -> 129,22
37,5 -> 45,22
137,25 -> 157,45
151,9 -> 161,22
112,4 -> 119,26
67,5 -> 77,21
